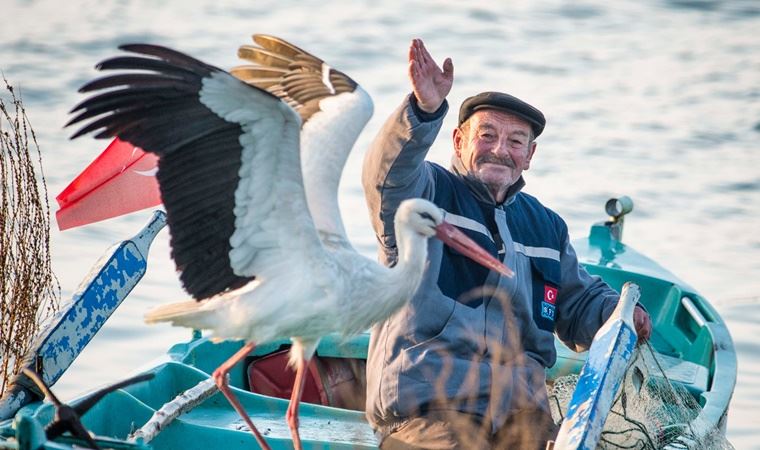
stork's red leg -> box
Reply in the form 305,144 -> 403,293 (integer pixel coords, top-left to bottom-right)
286,356 -> 310,450
212,341 -> 271,450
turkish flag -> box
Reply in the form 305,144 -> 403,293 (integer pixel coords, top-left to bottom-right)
55,138 -> 162,230
544,285 -> 558,305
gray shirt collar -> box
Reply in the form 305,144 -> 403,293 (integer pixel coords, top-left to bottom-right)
450,155 -> 525,206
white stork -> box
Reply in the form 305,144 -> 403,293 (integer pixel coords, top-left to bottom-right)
67,35 -> 512,450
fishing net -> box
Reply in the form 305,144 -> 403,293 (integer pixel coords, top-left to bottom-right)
0,78 -> 60,396
548,344 -> 734,449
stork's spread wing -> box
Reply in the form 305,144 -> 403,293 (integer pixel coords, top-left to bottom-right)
67,44 -> 326,300
231,35 -> 373,244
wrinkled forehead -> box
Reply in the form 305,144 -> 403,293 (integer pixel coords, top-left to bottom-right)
467,109 -> 533,136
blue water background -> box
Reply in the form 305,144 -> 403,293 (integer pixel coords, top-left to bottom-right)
1,0 -> 758,447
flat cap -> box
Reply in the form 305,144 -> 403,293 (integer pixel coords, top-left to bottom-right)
458,91 -> 546,137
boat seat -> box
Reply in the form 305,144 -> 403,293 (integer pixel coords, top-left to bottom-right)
247,349 -> 367,411
650,352 -> 709,396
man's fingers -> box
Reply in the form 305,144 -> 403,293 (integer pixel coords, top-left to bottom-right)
410,38 -> 442,74
442,58 -> 454,80
409,59 -> 424,84
633,306 -> 652,342
418,40 -> 432,66
409,39 -> 424,65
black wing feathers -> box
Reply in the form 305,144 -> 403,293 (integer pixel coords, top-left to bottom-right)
93,56 -> 204,84
117,44 -> 220,75
157,128 -> 248,299
67,44 -> 255,300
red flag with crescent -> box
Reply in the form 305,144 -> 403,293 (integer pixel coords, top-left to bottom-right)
55,138 -> 162,230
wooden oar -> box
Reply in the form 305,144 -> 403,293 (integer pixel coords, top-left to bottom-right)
0,211 -> 166,420
550,282 -> 640,450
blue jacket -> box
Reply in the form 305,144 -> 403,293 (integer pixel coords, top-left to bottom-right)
361,95 -> 619,435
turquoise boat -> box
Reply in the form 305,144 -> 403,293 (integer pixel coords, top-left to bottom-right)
0,197 -> 736,449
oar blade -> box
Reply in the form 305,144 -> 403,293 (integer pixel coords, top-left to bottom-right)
0,212 -> 167,420
552,282 -> 640,450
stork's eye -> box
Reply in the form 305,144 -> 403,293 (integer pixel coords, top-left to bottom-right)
418,212 -> 435,223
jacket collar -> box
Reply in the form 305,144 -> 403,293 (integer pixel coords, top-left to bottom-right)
450,155 -> 525,207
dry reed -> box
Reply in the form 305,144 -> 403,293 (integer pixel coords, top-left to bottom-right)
386,286 -> 552,449
0,76 -> 60,396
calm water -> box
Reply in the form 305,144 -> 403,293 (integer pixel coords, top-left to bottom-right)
2,0 -> 759,447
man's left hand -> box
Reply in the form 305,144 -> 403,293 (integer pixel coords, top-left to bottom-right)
633,305 -> 652,343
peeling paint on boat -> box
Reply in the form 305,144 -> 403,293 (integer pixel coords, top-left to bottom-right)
32,211 -> 167,387
554,283 -> 639,450
37,241 -> 147,385
0,389 -> 31,420
561,326 -> 636,449
230,413 -> 378,446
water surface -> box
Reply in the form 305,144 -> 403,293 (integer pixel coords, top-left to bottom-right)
1,0 -> 758,447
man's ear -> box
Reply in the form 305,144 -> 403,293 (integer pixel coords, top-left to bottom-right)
452,127 -> 464,158
524,141 -> 537,170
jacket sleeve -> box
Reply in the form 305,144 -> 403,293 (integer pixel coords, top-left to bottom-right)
362,94 -> 448,260
553,235 -> 619,352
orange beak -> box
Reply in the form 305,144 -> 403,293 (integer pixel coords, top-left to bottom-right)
435,222 -> 514,277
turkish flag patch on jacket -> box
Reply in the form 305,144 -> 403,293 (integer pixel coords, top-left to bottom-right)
544,285 -> 558,305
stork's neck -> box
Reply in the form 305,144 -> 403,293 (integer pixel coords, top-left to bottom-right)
396,224 -> 428,270
343,220 -> 429,333
389,221 -> 429,299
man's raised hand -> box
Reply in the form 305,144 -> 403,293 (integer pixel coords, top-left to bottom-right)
408,39 -> 454,113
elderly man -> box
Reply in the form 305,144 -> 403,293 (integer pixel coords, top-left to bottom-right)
361,39 -> 652,450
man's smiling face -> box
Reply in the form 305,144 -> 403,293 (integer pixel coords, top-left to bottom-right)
453,109 -> 537,202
